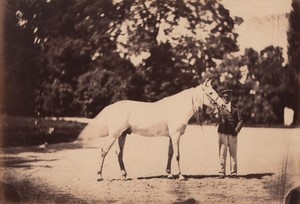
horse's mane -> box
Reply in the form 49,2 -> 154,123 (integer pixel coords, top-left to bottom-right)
191,85 -> 204,120
191,85 -> 204,110
158,84 -> 204,114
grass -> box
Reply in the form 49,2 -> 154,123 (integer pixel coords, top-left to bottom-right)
1,116 -> 87,147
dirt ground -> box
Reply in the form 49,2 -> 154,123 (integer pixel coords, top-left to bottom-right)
1,125 -> 300,204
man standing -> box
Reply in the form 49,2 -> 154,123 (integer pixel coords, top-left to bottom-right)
217,89 -> 243,179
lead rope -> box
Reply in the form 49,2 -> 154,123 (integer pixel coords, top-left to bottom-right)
198,89 -> 224,137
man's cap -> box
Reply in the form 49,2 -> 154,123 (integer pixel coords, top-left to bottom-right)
220,89 -> 233,95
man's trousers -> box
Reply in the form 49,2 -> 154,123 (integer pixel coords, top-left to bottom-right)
218,133 -> 237,175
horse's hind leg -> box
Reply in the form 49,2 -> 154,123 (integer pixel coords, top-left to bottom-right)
97,136 -> 117,181
116,132 -> 127,180
166,137 -> 174,179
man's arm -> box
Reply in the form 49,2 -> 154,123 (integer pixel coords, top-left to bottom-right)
235,109 -> 243,133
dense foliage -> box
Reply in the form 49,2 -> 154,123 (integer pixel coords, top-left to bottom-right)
2,0 -> 298,125
287,0 -> 300,125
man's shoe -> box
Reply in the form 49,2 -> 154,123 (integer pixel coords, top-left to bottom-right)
218,173 -> 225,179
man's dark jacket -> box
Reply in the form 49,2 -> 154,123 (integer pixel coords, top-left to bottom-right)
218,105 -> 243,136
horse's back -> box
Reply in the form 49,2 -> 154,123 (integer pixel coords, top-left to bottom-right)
105,98 -> 191,136
109,100 -> 170,136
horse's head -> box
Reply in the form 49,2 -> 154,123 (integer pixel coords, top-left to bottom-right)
201,79 -> 226,109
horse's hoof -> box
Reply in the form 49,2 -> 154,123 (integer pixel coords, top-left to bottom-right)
121,175 -> 129,181
121,170 -> 127,178
178,174 -> 186,181
167,174 -> 174,179
97,173 -> 103,181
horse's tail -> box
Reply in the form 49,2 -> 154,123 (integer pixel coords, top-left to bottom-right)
77,117 -> 106,142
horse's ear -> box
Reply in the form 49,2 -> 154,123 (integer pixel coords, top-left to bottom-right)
203,78 -> 209,86
205,79 -> 212,87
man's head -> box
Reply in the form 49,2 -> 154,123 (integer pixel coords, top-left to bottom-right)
220,89 -> 233,104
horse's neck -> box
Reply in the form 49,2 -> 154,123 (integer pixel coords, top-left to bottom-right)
158,87 -> 199,122
191,85 -> 204,112
167,85 -> 203,113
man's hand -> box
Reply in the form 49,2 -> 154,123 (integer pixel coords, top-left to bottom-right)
213,107 -> 221,119
233,128 -> 239,136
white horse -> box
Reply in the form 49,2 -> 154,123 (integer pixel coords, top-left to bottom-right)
78,79 -> 226,181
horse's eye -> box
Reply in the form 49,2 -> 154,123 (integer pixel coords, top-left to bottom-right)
209,92 -> 213,95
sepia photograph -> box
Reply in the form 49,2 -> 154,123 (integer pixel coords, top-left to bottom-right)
0,0 -> 300,203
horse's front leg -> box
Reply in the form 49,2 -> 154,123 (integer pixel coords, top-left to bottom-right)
170,133 -> 185,180
116,132 -> 128,180
166,137 -> 174,179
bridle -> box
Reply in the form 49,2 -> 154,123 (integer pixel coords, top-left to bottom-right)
192,79 -> 226,136
195,87 -> 225,136
202,79 -> 225,110
203,89 -> 224,110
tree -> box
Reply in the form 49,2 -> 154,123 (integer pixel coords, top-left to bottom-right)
3,2 -> 37,115
287,0 -> 300,125
119,0 -> 240,102
8,0 -> 138,116
7,0 -> 241,117
205,46 -> 290,125
240,46 -> 291,124
120,0 -> 239,70
249,46 -> 288,124
74,53 -> 142,117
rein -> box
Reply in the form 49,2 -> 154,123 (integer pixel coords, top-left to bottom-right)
206,94 -> 222,109
192,84 -> 223,127
193,87 -> 225,137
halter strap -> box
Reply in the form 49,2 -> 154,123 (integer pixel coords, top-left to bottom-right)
205,93 -> 223,109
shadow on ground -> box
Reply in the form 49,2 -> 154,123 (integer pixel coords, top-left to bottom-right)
137,173 -> 274,180
1,156 -> 57,169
